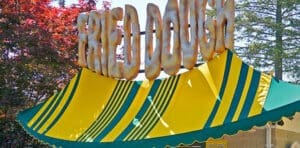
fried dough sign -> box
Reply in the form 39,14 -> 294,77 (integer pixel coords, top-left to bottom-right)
77,0 -> 234,80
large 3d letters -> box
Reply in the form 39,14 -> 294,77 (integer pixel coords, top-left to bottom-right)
123,5 -> 141,80
145,3 -> 162,80
108,8 -> 123,78
87,10 -> 101,73
162,0 -> 181,76
77,13 -> 88,67
198,0 -> 216,60
214,0 -> 235,53
179,0 -> 198,69
100,10 -> 110,76
77,0 -> 235,80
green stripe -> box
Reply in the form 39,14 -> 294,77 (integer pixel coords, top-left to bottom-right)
224,63 -> 249,123
238,70 -> 261,119
138,75 -> 180,140
77,80 -> 124,141
125,77 -> 171,140
204,51 -> 233,128
33,83 -> 70,131
86,81 -> 133,141
130,76 -> 176,140
78,80 -> 127,141
43,70 -> 82,134
115,79 -> 162,141
30,92 -> 59,129
94,82 -> 141,142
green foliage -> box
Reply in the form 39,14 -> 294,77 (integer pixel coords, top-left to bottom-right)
0,0 -> 82,146
0,0 -> 108,146
0,118 -> 50,147
235,0 -> 300,83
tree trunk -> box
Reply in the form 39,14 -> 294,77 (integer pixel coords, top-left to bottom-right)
275,0 -> 283,80
59,0 -> 65,8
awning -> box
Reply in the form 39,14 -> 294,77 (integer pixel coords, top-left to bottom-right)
17,50 -> 300,147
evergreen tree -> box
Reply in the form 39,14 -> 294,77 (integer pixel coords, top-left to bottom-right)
235,0 -> 300,83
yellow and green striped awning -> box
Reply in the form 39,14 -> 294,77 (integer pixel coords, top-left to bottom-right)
17,50 -> 300,147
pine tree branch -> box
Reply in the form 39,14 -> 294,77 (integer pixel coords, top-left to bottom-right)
238,1 -> 276,10
252,10 -> 276,16
284,12 -> 300,17
236,8 -> 276,16
237,35 -> 274,42
282,6 -> 298,16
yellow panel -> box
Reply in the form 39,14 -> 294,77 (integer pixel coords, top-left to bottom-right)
198,64 -> 219,98
32,90 -> 65,130
248,73 -> 272,117
101,80 -> 154,142
28,94 -> 56,127
147,51 -> 229,137
124,80 -> 167,141
30,74 -> 80,129
91,81 -> 134,139
207,50 -> 228,92
147,66 -> 219,137
211,55 -> 241,127
45,69 -> 118,140
232,67 -> 254,122
36,75 -> 77,134
130,77 -> 178,141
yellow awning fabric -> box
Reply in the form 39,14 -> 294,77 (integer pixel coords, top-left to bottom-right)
17,50 -> 300,147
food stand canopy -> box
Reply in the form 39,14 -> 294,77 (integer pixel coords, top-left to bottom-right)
17,50 -> 300,147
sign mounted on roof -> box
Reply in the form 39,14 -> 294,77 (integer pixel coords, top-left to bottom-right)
77,0 -> 234,80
